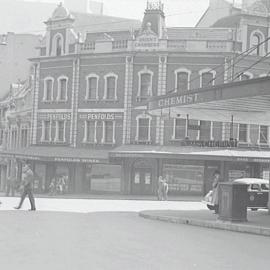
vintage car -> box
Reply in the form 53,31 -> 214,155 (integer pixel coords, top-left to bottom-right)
203,178 -> 269,211
233,178 -> 269,210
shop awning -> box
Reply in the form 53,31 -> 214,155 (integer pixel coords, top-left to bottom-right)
109,145 -> 270,163
0,146 -> 109,163
148,77 -> 270,125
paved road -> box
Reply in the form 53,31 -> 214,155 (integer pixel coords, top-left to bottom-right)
0,198 -> 269,270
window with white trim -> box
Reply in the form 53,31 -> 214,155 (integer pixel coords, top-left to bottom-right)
200,71 -> 215,88
86,75 -> 98,100
43,78 -> 54,101
175,69 -> 190,92
104,74 -> 117,100
250,31 -> 265,56
136,115 -> 151,142
21,127 -> 28,148
173,118 -> 186,140
55,120 -> 65,142
11,128 -> 17,149
57,77 -> 68,101
238,124 -> 248,143
53,34 -> 64,56
137,68 -> 153,101
84,120 -> 97,143
102,121 -> 115,144
140,73 -> 152,97
42,120 -> 51,141
259,125 -> 268,144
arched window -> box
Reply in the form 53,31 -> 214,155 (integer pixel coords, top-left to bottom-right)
199,69 -> 216,88
52,34 -> 64,56
57,76 -> 68,101
136,113 -> 152,142
104,73 -> 118,100
86,74 -> 99,100
175,68 -> 191,92
250,30 -> 265,56
43,77 -> 54,101
137,67 -> 153,101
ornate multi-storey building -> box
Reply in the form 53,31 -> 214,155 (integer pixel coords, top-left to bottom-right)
1,0 -> 270,196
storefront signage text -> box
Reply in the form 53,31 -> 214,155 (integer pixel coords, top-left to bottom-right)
54,157 -> 101,163
38,113 -> 71,121
158,94 -> 199,108
135,36 -> 159,49
79,113 -> 123,120
181,139 -> 238,148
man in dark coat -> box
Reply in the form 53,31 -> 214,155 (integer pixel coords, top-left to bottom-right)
14,163 -> 36,211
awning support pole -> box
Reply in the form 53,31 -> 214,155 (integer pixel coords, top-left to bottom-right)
230,115 -> 234,140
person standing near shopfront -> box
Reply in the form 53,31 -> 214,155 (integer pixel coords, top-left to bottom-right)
14,163 -> 36,211
211,170 -> 221,214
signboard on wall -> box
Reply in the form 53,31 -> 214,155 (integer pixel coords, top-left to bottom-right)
79,113 -> 123,120
38,113 -> 71,121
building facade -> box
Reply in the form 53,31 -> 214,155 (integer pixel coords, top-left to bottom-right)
1,0 -> 270,196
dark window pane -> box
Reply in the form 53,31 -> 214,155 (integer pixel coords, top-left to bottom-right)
59,79 -> 67,100
105,121 -> 113,143
88,77 -> 97,99
201,72 -> 214,88
239,124 -> 247,142
175,119 -> 186,139
44,121 -> 50,141
107,77 -> 116,99
140,73 -> 151,97
177,72 -> 188,92
86,121 -> 95,142
46,80 -> 53,100
200,121 -> 211,140
58,121 -> 65,141
260,125 -> 268,144
138,118 -> 149,141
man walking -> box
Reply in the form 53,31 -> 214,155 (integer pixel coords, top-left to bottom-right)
14,163 -> 36,211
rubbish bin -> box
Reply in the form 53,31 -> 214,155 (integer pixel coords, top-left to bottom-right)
218,182 -> 248,222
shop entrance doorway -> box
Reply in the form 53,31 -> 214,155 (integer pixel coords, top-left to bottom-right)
131,159 -> 153,195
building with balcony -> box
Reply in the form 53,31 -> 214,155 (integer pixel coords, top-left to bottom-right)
1,1 -> 270,196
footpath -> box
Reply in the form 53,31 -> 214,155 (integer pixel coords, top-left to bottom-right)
139,208 -> 270,237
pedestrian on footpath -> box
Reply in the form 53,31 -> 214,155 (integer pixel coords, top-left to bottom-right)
162,176 -> 169,201
14,163 -> 36,211
157,176 -> 164,200
211,170 -> 221,214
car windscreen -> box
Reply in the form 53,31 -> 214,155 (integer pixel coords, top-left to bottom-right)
261,184 -> 269,191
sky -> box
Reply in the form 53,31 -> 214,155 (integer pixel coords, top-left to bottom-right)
26,0 -> 211,27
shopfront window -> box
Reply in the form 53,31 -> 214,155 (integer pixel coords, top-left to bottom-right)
88,164 -> 121,193
259,125 -> 268,144
163,164 -> 204,195
174,118 -> 186,139
239,124 -> 248,142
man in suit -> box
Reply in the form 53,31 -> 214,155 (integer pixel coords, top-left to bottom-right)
14,163 -> 36,211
